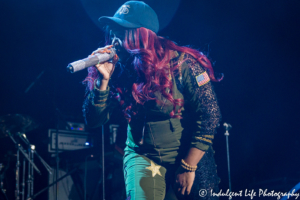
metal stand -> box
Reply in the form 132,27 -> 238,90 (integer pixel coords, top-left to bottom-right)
16,147 -> 20,200
27,149 -> 31,199
1,154 -> 10,200
10,140 -> 40,200
30,148 -> 34,197
7,131 -> 52,200
27,145 -> 35,199
55,128 -> 59,200
223,122 -> 232,199
16,133 -> 52,174
22,159 -> 25,200
102,125 -> 105,200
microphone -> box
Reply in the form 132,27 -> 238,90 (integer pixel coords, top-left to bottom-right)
223,122 -> 232,129
67,46 -> 116,73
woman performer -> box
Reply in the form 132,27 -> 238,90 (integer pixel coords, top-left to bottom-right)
83,1 -> 222,199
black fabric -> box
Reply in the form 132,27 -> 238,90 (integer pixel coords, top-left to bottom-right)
166,147 -> 220,200
188,146 -> 220,199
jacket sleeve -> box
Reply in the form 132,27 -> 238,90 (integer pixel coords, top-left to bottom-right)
82,86 -> 117,128
181,55 -> 221,151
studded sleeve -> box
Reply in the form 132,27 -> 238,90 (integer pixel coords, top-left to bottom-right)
181,54 -> 221,151
82,86 -> 116,128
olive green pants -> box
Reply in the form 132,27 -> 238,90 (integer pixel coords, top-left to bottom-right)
123,147 -> 220,200
123,150 -> 173,200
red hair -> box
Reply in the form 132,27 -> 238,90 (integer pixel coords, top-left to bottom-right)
84,27 -> 222,120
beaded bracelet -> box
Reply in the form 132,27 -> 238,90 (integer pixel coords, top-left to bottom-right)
181,159 -> 197,172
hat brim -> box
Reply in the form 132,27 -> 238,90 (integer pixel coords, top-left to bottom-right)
98,16 -> 141,30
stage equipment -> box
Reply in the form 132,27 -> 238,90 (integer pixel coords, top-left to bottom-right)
66,122 -> 86,131
8,132 -> 53,200
109,124 -> 119,145
30,167 -> 79,200
48,129 -> 93,153
45,143 -> 125,200
223,122 -> 232,195
0,114 -> 39,138
0,159 -> 10,200
0,114 -> 52,200
48,167 -> 80,200
46,153 -> 125,200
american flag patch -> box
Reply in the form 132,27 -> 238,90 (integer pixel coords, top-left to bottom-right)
196,71 -> 210,87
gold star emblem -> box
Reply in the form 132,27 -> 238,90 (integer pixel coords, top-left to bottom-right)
146,161 -> 162,177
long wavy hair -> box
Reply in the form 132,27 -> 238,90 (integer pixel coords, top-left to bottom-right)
84,27 -> 222,121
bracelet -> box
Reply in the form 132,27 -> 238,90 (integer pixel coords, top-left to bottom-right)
181,159 -> 197,172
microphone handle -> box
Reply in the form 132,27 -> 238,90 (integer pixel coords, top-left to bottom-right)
67,48 -> 116,73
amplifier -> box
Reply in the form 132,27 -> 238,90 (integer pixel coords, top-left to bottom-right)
48,129 -> 92,153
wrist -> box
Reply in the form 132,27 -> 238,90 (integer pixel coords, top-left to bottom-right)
99,79 -> 109,91
183,158 -> 198,167
181,159 -> 197,172
178,165 -> 193,173
184,148 -> 205,166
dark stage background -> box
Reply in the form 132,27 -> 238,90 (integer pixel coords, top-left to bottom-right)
1,0 -> 300,199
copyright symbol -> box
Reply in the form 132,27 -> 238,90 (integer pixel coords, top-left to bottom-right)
199,189 -> 207,197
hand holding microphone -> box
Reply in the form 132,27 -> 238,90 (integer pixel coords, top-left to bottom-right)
92,45 -> 119,80
92,45 -> 119,90
67,45 -> 118,73
67,45 -> 119,90
67,36 -> 123,91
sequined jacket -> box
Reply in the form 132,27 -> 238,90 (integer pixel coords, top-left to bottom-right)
83,51 -> 221,164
